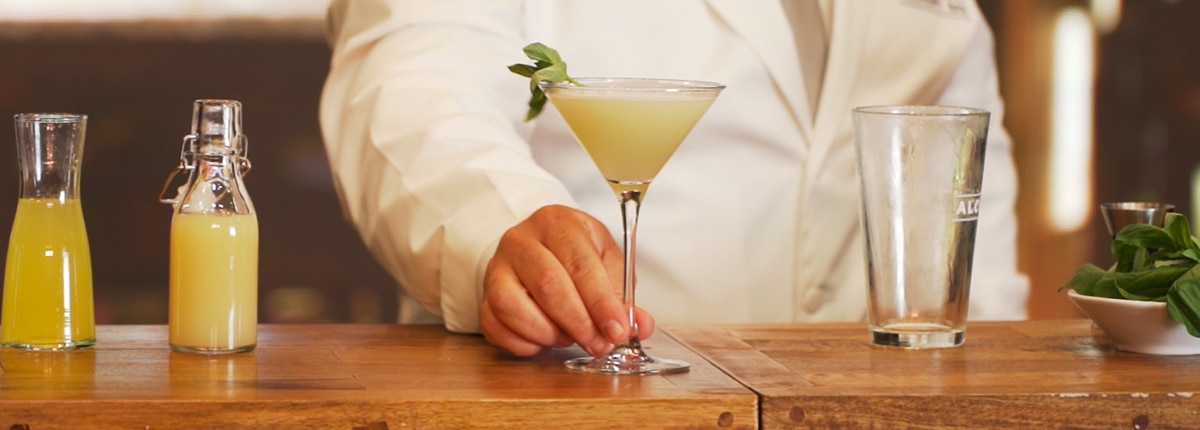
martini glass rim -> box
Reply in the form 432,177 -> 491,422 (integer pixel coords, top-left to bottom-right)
539,77 -> 725,93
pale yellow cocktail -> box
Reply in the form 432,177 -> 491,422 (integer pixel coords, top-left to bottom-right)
548,87 -> 717,193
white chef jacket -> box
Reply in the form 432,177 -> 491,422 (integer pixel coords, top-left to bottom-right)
319,0 -> 1030,333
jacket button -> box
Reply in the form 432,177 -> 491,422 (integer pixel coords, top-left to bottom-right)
800,282 -> 824,314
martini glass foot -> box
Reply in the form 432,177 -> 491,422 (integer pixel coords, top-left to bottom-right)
564,339 -> 689,375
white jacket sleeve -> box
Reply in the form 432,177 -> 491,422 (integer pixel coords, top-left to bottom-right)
319,0 -> 576,333
936,21 -> 1030,320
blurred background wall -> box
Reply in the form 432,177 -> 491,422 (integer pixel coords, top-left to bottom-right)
980,0 -> 1200,318
0,0 -> 1195,323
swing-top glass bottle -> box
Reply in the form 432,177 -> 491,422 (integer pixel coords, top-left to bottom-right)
159,99 -> 258,354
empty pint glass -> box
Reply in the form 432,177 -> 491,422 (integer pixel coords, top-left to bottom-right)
852,105 -> 989,349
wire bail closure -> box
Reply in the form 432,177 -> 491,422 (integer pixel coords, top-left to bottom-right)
157,134 -> 251,205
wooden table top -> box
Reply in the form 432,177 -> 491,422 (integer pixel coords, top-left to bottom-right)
0,325 -> 757,429
665,320 -> 1200,429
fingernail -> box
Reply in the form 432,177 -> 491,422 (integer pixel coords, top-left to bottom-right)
603,319 -> 626,343
590,338 -> 613,356
555,334 -> 573,348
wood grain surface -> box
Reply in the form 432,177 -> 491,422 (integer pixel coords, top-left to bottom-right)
0,325 -> 756,429
666,320 -> 1200,429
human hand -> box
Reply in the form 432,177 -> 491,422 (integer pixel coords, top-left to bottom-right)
481,204 -> 656,357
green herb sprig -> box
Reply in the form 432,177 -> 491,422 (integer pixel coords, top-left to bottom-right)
508,42 -> 580,121
1062,212 -> 1200,337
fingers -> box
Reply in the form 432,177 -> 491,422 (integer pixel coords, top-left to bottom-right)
510,206 -> 626,354
481,262 -> 568,357
480,297 -> 541,357
521,212 -> 629,344
633,307 -> 656,340
480,205 -> 634,357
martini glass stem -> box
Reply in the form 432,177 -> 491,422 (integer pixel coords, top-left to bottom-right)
563,183 -> 687,374
618,188 -> 643,347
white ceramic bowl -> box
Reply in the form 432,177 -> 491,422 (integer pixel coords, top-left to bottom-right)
1067,289 -> 1200,355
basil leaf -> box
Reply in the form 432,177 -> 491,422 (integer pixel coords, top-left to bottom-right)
531,64 -> 569,85
1112,223 -> 1174,272
1115,263 -> 1192,300
524,90 -> 547,122
1070,266 -> 1188,300
1165,213 -> 1200,262
1062,263 -> 1108,296
1165,212 -> 1194,252
508,42 -> 579,121
507,63 -> 537,78
1092,275 -> 1123,299
1167,275 -> 1200,337
523,42 -> 562,65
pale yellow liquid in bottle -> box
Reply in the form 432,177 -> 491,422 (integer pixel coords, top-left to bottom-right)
169,212 -> 258,353
1,198 -> 95,349
550,91 -> 717,186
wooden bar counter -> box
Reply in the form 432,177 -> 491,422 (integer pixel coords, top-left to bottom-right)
665,320 -> 1200,429
0,325 -> 757,429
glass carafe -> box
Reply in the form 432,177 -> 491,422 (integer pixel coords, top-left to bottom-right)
1,113 -> 96,350
159,100 -> 258,354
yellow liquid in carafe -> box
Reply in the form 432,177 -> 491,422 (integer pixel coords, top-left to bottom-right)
169,212 -> 258,353
1,198 -> 96,349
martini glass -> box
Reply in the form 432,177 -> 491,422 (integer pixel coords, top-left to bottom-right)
540,77 -> 723,375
